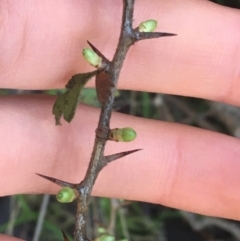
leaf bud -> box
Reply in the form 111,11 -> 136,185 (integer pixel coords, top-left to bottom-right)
82,48 -> 102,67
97,227 -> 107,235
56,187 -> 77,203
109,127 -> 137,142
138,19 -> 157,32
94,235 -> 115,241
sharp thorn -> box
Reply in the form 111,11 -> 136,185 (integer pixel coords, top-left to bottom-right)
134,32 -> 177,41
61,229 -> 70,241
105,148 -> 142,163
156,32 -> 177,37
36,173 -> 76,188
87,40 -> 109,63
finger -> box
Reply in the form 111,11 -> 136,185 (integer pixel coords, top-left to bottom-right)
1,0 -> 240,105
1,95 -> 240,220
0,235 -> 23,241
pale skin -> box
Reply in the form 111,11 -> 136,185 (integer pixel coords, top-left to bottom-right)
1,0 -> 240,240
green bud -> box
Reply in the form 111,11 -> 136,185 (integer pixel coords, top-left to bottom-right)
138,19 -> 157,32
94,235 -> 115,241
97,227 -> 107,235
109,127 -> 137,142
56,187 -> 76,203
82,48 -> 102,67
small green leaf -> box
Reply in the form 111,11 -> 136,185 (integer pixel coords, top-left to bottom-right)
138,19 -> 157,32
52,71 -> 97,125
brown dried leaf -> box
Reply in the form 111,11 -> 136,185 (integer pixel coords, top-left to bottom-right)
95,71 -> 114,104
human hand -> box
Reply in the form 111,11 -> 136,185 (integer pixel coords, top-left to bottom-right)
1,0 -> 240,240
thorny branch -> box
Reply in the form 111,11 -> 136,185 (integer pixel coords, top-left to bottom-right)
38,0 -> 175,240
74,2 -> 136,240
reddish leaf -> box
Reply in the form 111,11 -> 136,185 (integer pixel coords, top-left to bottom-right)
95,71 -> 114,104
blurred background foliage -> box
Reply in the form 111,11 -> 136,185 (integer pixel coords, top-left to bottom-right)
1,1 -> 240,240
